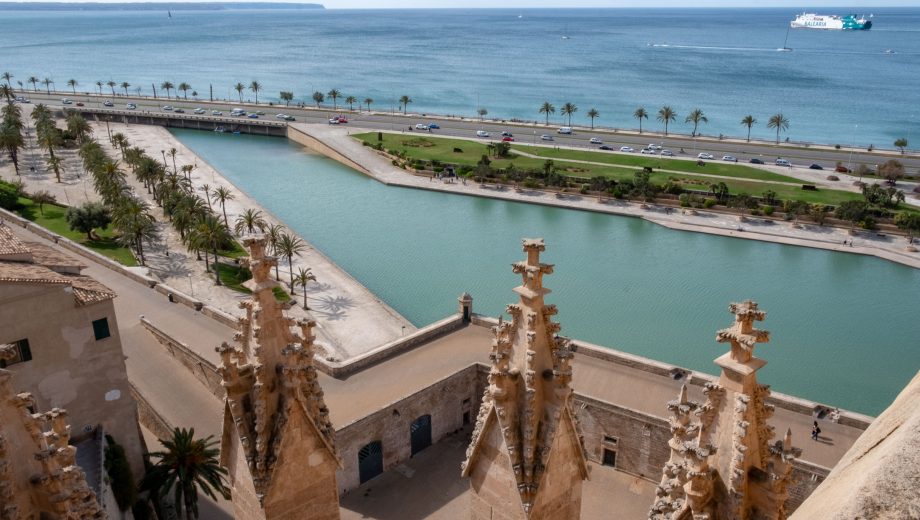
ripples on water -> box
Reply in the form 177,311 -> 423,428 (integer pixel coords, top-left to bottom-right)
171,129 -> 920,415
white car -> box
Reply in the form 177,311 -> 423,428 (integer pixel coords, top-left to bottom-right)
661,150 -> 674,156
61,98 -> 72,105
619,146 -> 634,153
557,127 -> 573,135
125,103 -> 137,110
476,130 -> 490,138
697,152 -> 714,160
722,155 -> 738,162
328,118 -> 340,124
211,110 -> 223,116
501,131 -> 513,137
415,123 -> 429,130
540,134 -> 554,141
162,106 -> 173,111
102,100 -> 114,107
193,108 -> 206,114
648,144 -> 662,150
640,148 -> 656,154
775,158 -> 791,166
589,137 -> 603,144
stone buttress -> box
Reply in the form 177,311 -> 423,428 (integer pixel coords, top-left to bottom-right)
0,347 -> 104,520
462,238 -> 589,520
217,236 -> 341,520
649,301 -> 801,520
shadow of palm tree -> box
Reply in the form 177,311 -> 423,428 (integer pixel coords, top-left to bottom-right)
308,294 -> 355,321
309,281 -> 334,293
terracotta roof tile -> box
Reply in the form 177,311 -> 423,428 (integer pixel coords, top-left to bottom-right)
0,226 -> 31,257
25,242 -> 86,270
0,261 -> 115,306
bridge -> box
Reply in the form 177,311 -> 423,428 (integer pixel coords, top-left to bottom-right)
70,107 -> 288,137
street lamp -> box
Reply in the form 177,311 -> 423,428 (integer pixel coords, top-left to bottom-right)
847,124 -> 858,173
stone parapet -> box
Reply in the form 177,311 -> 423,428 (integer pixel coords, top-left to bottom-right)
140,316 -> 224,398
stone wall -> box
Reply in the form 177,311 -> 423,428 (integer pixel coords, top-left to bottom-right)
287,125 -> 374,177
141,317 -> 224,397
130,382 -> 173,440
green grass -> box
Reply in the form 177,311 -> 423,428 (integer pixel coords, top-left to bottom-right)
212,262 -> 290,301
509,145 -> 802,183
354,132 -> 878,208
13,197 -> 138,266
217,239 -> 248,259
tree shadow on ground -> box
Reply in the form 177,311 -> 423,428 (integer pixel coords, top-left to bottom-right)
308,294 -> 355,321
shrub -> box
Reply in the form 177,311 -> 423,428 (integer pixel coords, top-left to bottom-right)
750,209 -> 762,216
362,140 -> 370,147
679,194 -> 690,207
859,217 -> 877,230
523,177 -> 539,189
762,205 -> 774,216
377,131 -> 383,141
391,159 -> 399,166
0,181 -> 21,210
453,147 -> 463,153
703,199 -> 717,208
835,144 -> 841,149
580,184 -> 590,195
104,434 -> 136,511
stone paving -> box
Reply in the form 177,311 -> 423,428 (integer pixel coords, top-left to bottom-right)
304,124 -> 920,269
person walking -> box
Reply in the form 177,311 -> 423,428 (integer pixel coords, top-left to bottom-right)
811,421 -> 821,441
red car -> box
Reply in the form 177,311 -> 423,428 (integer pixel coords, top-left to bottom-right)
835,165 -> 850,173
75,102 -> 84,107
502,136 -> 514,142
335,116 -> 348,124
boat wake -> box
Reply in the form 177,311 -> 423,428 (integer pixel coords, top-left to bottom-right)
649,43 -> 786,53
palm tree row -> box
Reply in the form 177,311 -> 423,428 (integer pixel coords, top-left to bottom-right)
0,89 -> 24,176
31,104 -> 64,182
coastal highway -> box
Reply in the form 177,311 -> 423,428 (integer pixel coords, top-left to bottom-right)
19,91 -> 920,174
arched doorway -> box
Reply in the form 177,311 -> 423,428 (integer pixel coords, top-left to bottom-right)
410,414 -> 432,457
358,440 -> 383,484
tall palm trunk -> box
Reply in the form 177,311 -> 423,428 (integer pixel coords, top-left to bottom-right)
287,255 -> 294,289
213,247 -> 221,285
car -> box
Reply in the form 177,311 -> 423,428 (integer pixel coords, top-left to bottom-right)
835,165 -> 850,173
173,108 -> 185,113
501,131 -> 513,137
749,158 -> 764,164
640,148 -> 656,154
276,113 -> 288,119
14,96 -> 24,102
540,134 -> 554,141
697,153 -> 714,160
619,146 -> 635,153
211,110 -> 223,116
75,102 -> 84,107
502,136 -> 514,142
247,113 -> 259,119
415,123 -> 429,130
476,130 -> 490,138
61,98 -> 72,105
230,109 -> 246,117
162,106 -> 173,111
557,127 -> 573,135
648,144 -> 662,151
809,164 -> 824,170
328,118 -> 339,124
427,123 -> 440,129
256,111 -> 266,116
661,150 -> 674,156
193,108 -> 206,114
102,100 -> 114,107
775,158 -> 791,166
334,116 -> 348,123
722,155 -> 738,162
284,115 -> 295,121
126,103 -> 136,110
589,137 -> 603,144
599,145 -> 613,151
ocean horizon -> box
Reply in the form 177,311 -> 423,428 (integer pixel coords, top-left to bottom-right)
2,7 -> 918,147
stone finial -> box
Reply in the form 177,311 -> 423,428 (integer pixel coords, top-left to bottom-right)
716,300 -> 770,364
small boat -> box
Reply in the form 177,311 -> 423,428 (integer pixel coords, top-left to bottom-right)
233,131 -> 241,135
214,126 -> 226,133
168,10 -> 171,18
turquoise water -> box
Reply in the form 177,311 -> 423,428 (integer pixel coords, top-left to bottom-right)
2,8 -> 919,146
172,128 -> 920,416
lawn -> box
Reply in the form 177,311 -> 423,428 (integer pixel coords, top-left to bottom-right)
13,197 -> 138,266
212,262 -> 290,301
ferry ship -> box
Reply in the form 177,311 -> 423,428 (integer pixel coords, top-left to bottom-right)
790,13 -> 872,30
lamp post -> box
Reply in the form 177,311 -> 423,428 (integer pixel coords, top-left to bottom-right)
847,124 -> 858,173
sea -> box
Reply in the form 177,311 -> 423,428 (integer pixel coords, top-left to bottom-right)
1,7 -> 919,147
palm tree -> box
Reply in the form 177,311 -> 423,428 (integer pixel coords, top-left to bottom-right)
0,124 -> 24,176
312,91 -> 324,107
364,98 -> 373,112
561,102 -> 578,126
327,88 -> 341,110
538,101 -> 555,126
767,113 -> 789,144
741,115 -> 757,142
587,108 -> 599,129
161,81 -> 175,98
66,112 -> 91,144
477,108 -> 488,121
250,80 -> 262,104
399,95 -> 412,115
685,108 -> 708,137
292,266 -> 316,310
121,81 -> 131,96
1,72 -> 11,88
168,147 -> 178,174
234,208 -> 267,235
264,223 -> 285,280
657,106 -> 677,136
634,107 -> 648,134
95,80 -> 103,94
178,82 -> 191,99
234,82 -> 245,103
141,428 -> 230,520
107,80 -> 117,96
41,78 -> 53,94
112,196 -> 157,265
66,79 -> 78,94
46,155 -> 63,183
28,76 -> 39,92
279,91 -> 293,106
276,232 -> 306,289
345,95 -> 357,111
190,214 -> 230,285
211,186 -> 234,227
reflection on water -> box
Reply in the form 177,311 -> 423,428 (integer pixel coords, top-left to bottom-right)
172,129 -> 920,416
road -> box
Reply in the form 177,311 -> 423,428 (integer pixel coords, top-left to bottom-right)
16,90 -> 920,174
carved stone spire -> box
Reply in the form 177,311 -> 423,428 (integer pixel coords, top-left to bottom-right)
0,354 -> 104,520
649,301 -> 801,520
463,239 -> 588,519
218,236 -> 340,520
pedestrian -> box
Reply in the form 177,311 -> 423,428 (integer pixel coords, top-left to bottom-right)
811,421 -> 820,441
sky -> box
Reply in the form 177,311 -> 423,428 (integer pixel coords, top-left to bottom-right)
16,0 -> 920,6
